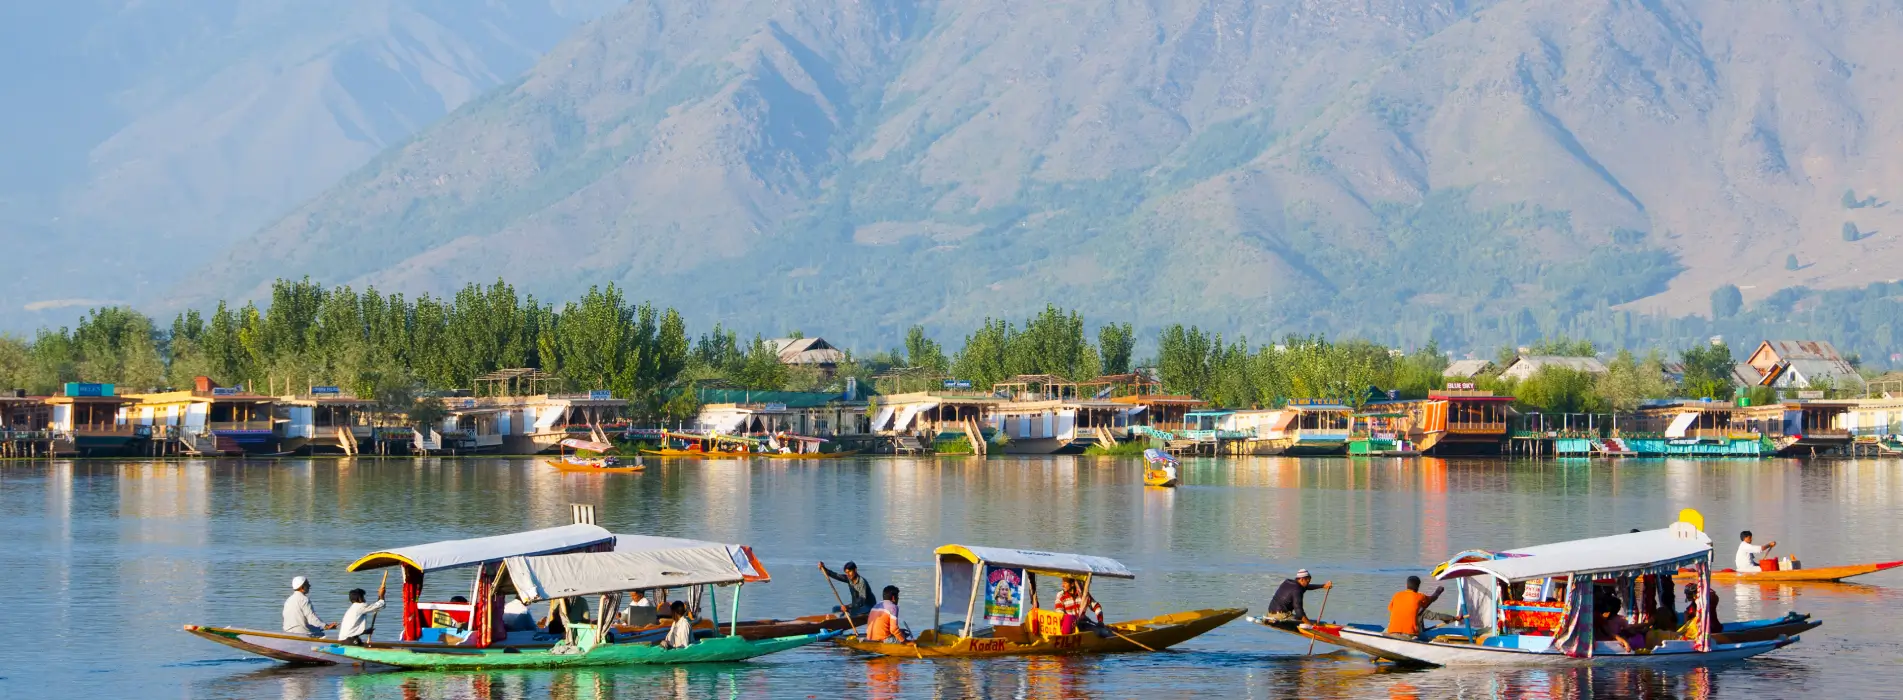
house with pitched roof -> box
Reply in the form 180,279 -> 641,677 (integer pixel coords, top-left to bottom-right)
1742,340 -> 1864,394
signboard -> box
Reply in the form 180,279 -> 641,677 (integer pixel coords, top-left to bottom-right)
982,566 -> 1026,626
211,387 -> 240,397
942,379 -> 974,390
1796,390 -> 1825,400
63,382 -> 115,397
311,386 -> 341,396
589,390 -> 613,401
462,398 -> 477,408
1445,382 -> 1476,391
762,403 -> 788,412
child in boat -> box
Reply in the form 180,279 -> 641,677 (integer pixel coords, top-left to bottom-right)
1595,598 -> 1648,651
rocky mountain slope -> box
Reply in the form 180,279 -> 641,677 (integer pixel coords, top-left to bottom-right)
0,0 -> 626,328
172,0 -> 1903,349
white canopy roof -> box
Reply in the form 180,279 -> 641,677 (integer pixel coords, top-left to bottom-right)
936,544 -> 1136,579
505,546 -> 745,603
613,534 -> 768,581
1436,526 -> 1711,583
1665,412 -> 1699,438
348,524 -> 614,573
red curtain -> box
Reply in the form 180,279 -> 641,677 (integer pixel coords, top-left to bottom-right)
402,566 -> 425,641
471,561 -> 505,647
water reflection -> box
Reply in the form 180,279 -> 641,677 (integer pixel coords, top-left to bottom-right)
4,456 -> 1902,698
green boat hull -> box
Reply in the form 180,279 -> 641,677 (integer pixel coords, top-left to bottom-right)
323,631 -> 832,669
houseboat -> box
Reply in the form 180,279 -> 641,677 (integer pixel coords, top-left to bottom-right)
1731,400 -> 1853,457
1840,397 -> 1903,455
275,389 -> 379,455
129,378 -> 280,455
873,391 -> 1000,453
1409,391 -> 1514,455
1219,401 -> 1354,456
46,383 -> 146,457
1,392 -> 55,457
987,376 -> 1140,454
693,389 -> 869,439
434,391 -> 630,454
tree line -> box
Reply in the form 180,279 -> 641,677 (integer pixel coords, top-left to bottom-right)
0,279 -> 1800,418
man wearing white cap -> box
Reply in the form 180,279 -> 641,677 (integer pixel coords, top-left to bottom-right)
1264,569 -> 1332,624
282,576 -> 336,637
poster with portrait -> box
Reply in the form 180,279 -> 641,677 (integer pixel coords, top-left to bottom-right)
982,566 -> 1026,626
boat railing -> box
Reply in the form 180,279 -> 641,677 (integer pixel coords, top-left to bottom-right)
209,420 -> 275,432
1445,421 -> 1507,433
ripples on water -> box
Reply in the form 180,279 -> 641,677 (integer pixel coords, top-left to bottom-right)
3,456 -> 1901,699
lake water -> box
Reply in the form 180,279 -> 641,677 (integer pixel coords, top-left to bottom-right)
4,456 -> 1901,699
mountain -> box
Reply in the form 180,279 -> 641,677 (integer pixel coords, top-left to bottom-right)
172,0 -> 1903,352
0,0 -> 627,329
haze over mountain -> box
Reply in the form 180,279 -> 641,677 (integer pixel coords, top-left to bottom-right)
0,0 -> 627,328
16,1 -> 1903,354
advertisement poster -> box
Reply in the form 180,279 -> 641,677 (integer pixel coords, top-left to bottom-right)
982,566 -> 1025,626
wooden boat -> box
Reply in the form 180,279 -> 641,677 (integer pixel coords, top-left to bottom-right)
763,451 -> 859,459
643,431 -> 765,458
834,544 -> 1246,658
325,537 -> 826,669
1142,448 -> 1179,488
616,613 -> 850,641
1250,611 -> 1822,648
184,524 -> 619,665
1676,560 -> 1903,583
1307,518 -> 1801,666
546,457 -> 645,473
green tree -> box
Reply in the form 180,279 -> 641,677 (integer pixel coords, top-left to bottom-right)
904,325 -> 948,372
951,318 -> 1014,389
0,334 -> 29,390
1679,341 -> 1736,399
1097,323 -> 1135,376
1710,284 -> 1743,319
1594,350 -> 1675,411
70,307 -> 165,391
1156,324 -> 1216,397
1390,341 -> 1449,399
1514,367 -> 1607,414
733,335 -> 789,390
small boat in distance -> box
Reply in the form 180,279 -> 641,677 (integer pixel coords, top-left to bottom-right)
1676,560 -> 1903,584
835,544 -> 1244,657
762,432 -> 858,459
547,438 -> 645,473
1142,448 -> 1179,488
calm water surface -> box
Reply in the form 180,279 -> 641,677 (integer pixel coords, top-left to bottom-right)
4,456 -> 1902,699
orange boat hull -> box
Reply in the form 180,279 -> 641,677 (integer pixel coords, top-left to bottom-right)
1677,560 -> 1903,583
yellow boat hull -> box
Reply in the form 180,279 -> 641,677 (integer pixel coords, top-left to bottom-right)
764,451 -> 859,460
641,449 -> 756,458
545,459 -> 646,474
1143,470 -> 1178,487
835,608 -> 1245,658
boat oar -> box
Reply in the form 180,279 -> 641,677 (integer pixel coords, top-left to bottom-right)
1306,587 -> 1332,656
366,570 -> 389,642
1106,623 -> 1158,652
821,565 -> 857,634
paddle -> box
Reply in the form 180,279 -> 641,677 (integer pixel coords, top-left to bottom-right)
1306,586 -> 1332,656
365,570 -> 389,642
820,563 -> 857,634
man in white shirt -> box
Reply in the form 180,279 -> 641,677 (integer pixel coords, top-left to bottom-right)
337,588 -> 386,645
661,601 -> 695,649
282,576 -> 336,637
1735,530 -> 1777,571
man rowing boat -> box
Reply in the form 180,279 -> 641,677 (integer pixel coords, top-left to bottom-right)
821,561 -> 875,617
1055,578 -> 1106,636
1264,569 -> 1332,624
1735,530 -> 1777,571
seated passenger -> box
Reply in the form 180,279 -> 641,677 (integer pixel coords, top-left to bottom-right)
1054,578 -> 1106,636
501,595 -> 537,633
1594,599 -> 1647,652
865,586 -> 910,644
662,601 -> 696,649
1384,576 -> 1451,639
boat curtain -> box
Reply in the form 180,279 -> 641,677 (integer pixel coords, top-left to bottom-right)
1459,577 -> 1497,638
1693,562 -> 1713,652
471,561 -> 504,647
1553,575 -> 1594,658
402,566 -> 425,641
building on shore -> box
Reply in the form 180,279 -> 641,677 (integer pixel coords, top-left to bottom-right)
1740,340 -> 1865,397
1497,356 -> 1609,382
128,378 -> 279,455
46,383 -> 147,457
692,389 -> 869,438
1442,359 -> 1496,379
275,388 -> 380,455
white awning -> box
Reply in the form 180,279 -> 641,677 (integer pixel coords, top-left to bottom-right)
1436,526 -> 1711,583
1664,412 -> 1699,438
935,544 -> 1135,579
892,400 -> 940,431
869,405 -> 896,431
506,547 -> 746,603
704,412 -> 748,434
1121,405 -> 1148,416
613,534 -> 768,581
348,524 -> 614,573
533,408 -> 565,431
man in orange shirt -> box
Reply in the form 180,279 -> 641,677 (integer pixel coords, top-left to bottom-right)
1385,575 -> 1448,639
865,585 -> 910,644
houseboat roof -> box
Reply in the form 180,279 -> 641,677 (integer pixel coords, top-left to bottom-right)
278,394 -> 378,406
1443,359 -> 1496,378
878,391 -> 1000,405
1284,401 -> 1350,411
695,389 -> 860,408
44,394 -> 136,405
1109,394 -> 1206,407
1428,391 -> 1513,402
127,390 -> 275,404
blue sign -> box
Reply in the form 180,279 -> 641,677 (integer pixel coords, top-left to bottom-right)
312,386 -> 341,396
943,379 -> 974,390
211,387 -> 240,397
63,382 -> 114,397
589,390 -> 613,401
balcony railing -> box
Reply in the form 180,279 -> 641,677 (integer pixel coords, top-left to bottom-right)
1445,421 -> 1508,433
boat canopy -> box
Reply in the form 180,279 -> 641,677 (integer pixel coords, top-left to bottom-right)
1436,525 -> 1711,583
1664,412 -> 1700,438
613,534 -> 770,582
505,546 -> 747,603
560,438 -> 613,452
935,544 -> 1135,579
347,524 -> 614,572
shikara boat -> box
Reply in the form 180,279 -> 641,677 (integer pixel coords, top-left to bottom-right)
616,612 -> 850,641
1142,448 -> 1180,487
547,438 -> 645,472
1251,611 -> 1821,648
764,451 -> 860,459
1676,560 -> 1903,584
834,544 -> 1245,658
1304,521 -> 1800,666
183,524 -> 618,665
643,431 -> 764,458
324,538 -> 832,668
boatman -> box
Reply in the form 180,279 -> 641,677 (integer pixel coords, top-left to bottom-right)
1055,578 -> 1106,635
282,576 -> 336,638
820,561 -> 875,618
1384,575 -> 1455,640
1264,569 -> 1333,624
865,586 -> 910,644
337,588 -> 386,645
1735,530 -> 1777,572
